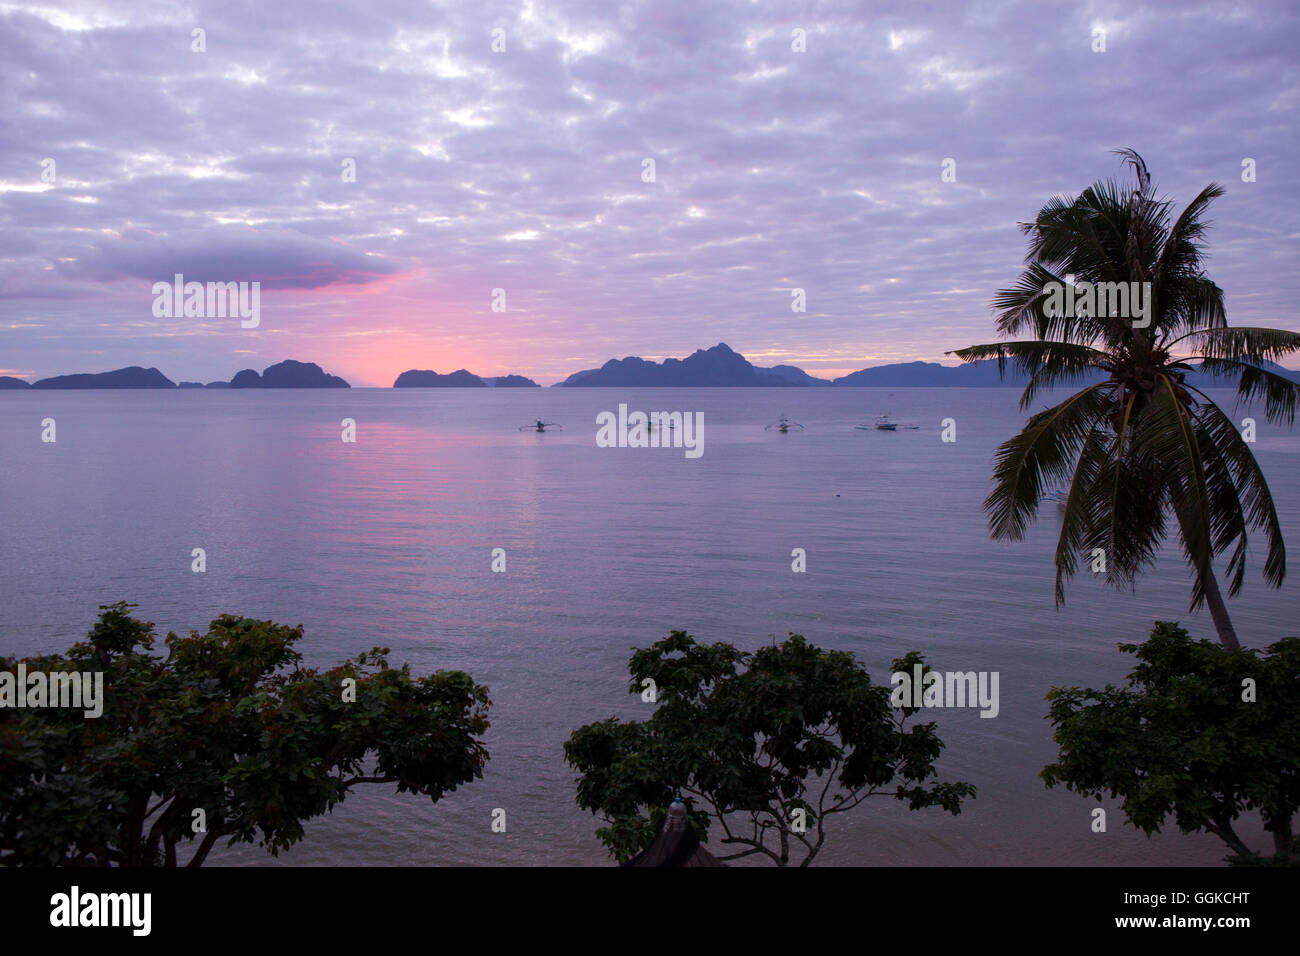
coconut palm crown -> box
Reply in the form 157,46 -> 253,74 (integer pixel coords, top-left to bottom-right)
951,149 -> 1300,649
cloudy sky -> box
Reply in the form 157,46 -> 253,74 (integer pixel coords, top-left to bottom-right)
1,0 -> 1297,386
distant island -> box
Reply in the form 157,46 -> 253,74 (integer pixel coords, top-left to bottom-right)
828,356 -> 1300,389
7,359 -> 349,389
394,369 -> 538,388
768,364 -> 833,387
833,360 -> 1051,387
486,374 -> 540,388
31,366 -> 176,389
394,369 -> 484,388
555,343 -> 804,387
230,360 -> 349,388
551,343 -> 1300,389
4,345 -> 1296,390
551,343 -> 1023,387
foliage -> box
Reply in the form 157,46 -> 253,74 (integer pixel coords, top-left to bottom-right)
950,149 -> 1298,646
1042,621 -> 1299,863
564,631 -> 974,866
0,602 -> 491,866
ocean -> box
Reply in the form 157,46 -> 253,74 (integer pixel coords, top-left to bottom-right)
1,386 -> 1295,866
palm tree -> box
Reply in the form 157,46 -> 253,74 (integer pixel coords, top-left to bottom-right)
951,149 -> 1299,649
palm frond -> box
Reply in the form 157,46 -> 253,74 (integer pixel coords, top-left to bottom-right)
957,149 -> 1292,639
984,383 -> 1115,541
1111,148 -> 1151,192
1030,179 -> 1129,273
1091,414 -> 1168,595
992,263 -> 1138,346
1156,274 -> 1226,341
1192,414 -> 1250,596
1130,377 -> 1215,608
1154,182 -> 1226,293
1107,393 -> 1139,577
1191,395 -> 1286,591
1195,357 -> 1300,425
1052,424 -> 1113,605
947,340 -> 1108,410
1172,327 -> 1300,364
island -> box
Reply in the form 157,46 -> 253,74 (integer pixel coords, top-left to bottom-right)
555,343 -> 803,387
9,349 -> 1295,393
31,367 -> 176,389
394,369 -> 488,388
831,360 -> 1040,387
485,375 -> 540,388
229,360 -> 349,388
552,345 -> 1300,389
767,364 -> 833,387
831,358 -> 1299,388
392,369 -> 540,388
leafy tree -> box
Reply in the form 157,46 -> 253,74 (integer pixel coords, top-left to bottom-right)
0,602 -> 491,866
564,631 -> 974,866
951,149 -> 1299,648
1042,621 -> 1299,864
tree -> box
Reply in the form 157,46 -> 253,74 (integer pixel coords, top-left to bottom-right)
0,602 -> 491,866
950,149 -> 1299,648
563,631 -> 974,866
1042,621 -> 1299,864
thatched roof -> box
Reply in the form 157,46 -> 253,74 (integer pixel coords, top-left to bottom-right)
624,799 -> 725,867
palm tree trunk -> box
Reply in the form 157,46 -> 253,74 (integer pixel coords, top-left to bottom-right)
1201,568 -> 1241,650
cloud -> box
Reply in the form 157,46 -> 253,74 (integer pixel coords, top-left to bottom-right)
0,0 -> 1296,385
59,227 -> 404,289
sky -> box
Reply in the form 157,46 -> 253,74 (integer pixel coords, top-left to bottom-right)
1,0 -> 1297,386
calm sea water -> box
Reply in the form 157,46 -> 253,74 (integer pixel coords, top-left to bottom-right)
1,387 -> 1296,866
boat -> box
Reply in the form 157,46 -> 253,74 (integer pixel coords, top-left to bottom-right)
520,420 -> 562,432
856,413 -> 919,431
764,413 -> 804,433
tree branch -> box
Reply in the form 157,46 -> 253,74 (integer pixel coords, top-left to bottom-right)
340,775 -> 396,789
185,826 -> 225,867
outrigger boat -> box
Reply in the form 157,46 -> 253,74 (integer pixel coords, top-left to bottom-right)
856,413 -> 918,431
765,413 -> 804,434
520,420 -> 562,432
